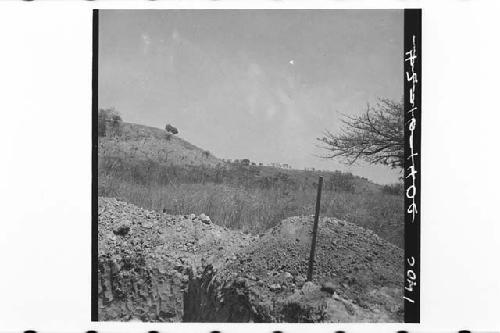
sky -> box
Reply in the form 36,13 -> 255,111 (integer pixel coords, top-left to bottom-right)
99,10 -> 403,184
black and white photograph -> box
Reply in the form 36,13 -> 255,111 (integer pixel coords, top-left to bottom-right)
94,9 -> 417,323
4,0 -> 500,332
4,1 -> 500,332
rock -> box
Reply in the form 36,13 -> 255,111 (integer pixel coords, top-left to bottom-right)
189,213 -> 196,220
269,283 -> 281,291
113,222 -> 130,236
320,281 -> 337,294
294,275 -> 306,284
199,214 -> 211,224
301,281 -> 320,294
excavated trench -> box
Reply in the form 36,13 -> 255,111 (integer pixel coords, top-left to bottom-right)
183,265 -> 258,322
98,197 -> 404,323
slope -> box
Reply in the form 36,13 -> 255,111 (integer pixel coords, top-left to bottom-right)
98,122 -> 222,167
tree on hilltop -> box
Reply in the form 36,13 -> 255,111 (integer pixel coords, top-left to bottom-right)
317,98 -> 404,170
164,123 -> 178,141
165,124 -> 178,135
98,107 -> 122,137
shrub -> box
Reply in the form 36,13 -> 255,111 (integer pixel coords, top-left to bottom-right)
325,170 -> 356,193
165,124 -> 178,135
382,182 -> 403,195
98,108 -> 122,137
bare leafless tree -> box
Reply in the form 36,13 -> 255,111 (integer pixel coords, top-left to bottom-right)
317,98 -> 404,169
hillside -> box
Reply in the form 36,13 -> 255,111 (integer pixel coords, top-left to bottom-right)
99,122 -> 385,193
98,121 -> 404,247
98,122 -> 222,167
98,198 -> 403,322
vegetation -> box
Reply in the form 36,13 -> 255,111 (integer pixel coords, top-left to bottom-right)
165,123 -> 179,135
97,119 -> 403,247
98,108 -> 122,137
98,155 -> 404,247
318,98 -> 404,169
382,182 -> 404,196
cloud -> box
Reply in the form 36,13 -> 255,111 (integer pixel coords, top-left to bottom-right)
141,33 -> 151,54
240,61 -> 307,129
247,63 -> 264,78
266,105 -> 277,118
172,29 -> 180,41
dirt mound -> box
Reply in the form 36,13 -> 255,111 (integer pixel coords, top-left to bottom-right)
184,216 -> 403,322
97,197 -> 255,321
98,198 -> 403,322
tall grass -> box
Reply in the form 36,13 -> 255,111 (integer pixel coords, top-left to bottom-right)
98,156 -> 404,247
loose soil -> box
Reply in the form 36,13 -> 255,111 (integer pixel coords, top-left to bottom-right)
98,197 -> 403,322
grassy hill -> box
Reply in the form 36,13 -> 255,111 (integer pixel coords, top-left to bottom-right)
98,121 -> 404,247
99,122 -> 221,167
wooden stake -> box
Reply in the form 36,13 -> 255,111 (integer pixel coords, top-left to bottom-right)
307,176 -> 323,281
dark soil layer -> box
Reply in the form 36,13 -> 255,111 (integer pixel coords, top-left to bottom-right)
98,197 -> 403,322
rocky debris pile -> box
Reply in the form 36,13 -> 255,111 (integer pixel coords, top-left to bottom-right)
98,197 -> 403,323
184,216 -> 404,323
98,197 -> 255,322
